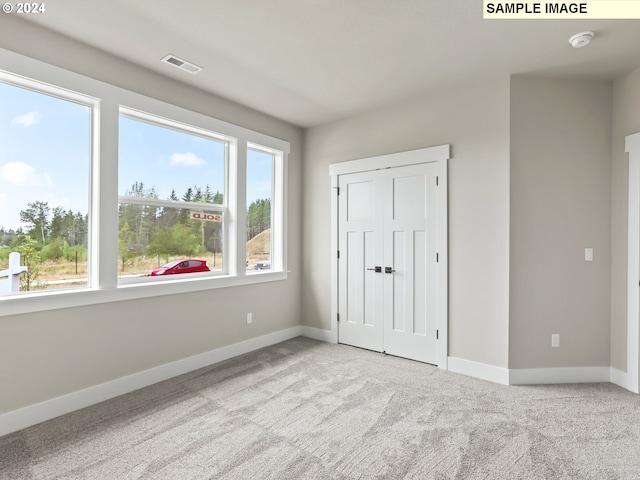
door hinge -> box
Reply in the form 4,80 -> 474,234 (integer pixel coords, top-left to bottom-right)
436,253 -> 439,262
337,313 -> 340,323
337,250 -> 340,259
436,176 -> 439,186
436,329 -> 439,340
336,187 -> 340,195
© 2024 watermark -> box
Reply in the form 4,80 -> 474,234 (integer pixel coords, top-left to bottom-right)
2,2 -> 45,14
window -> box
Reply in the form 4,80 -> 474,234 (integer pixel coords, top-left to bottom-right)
0,74 -> 94,296
117,109 -> 228,282
0,49 -> 289,316
246,145 -> 274,271
246,143 -> 285,274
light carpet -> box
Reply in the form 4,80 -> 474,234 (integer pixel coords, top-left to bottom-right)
1,337 -> 640,479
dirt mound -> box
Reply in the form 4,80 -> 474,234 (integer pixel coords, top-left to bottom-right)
246,229 -> 270,258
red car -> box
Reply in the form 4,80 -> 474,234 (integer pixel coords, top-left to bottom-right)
148,259 -> 210,276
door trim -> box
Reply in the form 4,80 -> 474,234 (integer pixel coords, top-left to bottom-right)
329,145 -> 450,369
626,132 -> 640,393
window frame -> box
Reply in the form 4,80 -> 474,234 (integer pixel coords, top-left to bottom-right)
246,142 -> 285,274
117,107 -> 231,284
0,67 -> 99,295
0,48 -> 289,318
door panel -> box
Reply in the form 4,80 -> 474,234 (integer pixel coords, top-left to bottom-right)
363,231 -> 376,326
393,174 -> 426,221
347,180 -> 374,221
392,230 -> 406,332
413,230 -> 427,336
345,231 -> 361,326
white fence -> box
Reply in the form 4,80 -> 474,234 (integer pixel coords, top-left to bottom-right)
0,252 -> 28,294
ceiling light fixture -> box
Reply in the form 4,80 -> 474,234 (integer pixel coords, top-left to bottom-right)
568,31 -> 594,48
161,54 -> 203,74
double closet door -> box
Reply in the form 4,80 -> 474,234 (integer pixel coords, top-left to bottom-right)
337,162 -> 438,364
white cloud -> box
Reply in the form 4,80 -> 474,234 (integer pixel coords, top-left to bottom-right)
11,111 -> 43,128
170,152 -> 206,167
44,193 -> 70,207
0,162 -> 53,187
0,194 -> 24,231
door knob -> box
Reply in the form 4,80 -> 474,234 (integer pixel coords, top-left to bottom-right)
385,267 -> 396,274
366,266 -> 382,273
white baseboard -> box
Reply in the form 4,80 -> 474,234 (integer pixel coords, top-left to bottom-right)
509,366 -> 611,385
0,326 -> 304,437
300,326 -> 336,343
446,358 -> 625,391
447,356 -> 510,385
610,367 -> 639,393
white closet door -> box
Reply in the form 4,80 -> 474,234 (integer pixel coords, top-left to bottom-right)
337,170 -> 384,352
338,163 -> 438,364
382,163 -> 438,364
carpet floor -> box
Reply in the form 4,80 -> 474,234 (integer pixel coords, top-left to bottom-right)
1,337 -> 640,479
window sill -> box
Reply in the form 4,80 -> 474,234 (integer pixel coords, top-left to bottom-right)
0,271 -> 288,318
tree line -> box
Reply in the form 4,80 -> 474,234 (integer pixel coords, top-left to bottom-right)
0,200 -> 88,263
246,198 -> 271,240
118,182 -> 271,262
0,202 -> 88,291
1,182 -> 271,267
118,182 -> 226,262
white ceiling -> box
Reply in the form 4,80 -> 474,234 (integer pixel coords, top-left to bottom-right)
21,0 -> 640,128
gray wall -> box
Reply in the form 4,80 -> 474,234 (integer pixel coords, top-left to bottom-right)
0,282 -> 299,413
509,77 -> 612,369
303,78 -> 511,368
611,67 -> 640,372
0,18 -> 304,414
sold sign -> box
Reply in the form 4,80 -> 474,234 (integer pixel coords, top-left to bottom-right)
190,212 -> 222,222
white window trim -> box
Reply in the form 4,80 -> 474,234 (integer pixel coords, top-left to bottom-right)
117,107 -> 231,283
246,143 -> 285,273
117,197 -> 226,211
0,63 -> 100,298
0,48 -> 289,318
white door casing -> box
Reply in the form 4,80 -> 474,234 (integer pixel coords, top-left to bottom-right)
626,132 -> 640,394
330,145 -> 449,368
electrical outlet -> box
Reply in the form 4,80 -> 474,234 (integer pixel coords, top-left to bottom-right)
247,312 -> 253,324
551,334 -> 560,347
585,248 -> 593,262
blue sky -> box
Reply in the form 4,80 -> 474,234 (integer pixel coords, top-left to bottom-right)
119,116 -> 226,201
0,81 -> 273,232
0,81 -> 90,231
119,117 -> 273,205
246,148 -> 274,207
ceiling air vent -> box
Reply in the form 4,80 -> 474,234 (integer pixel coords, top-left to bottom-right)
161,54 -> 203,75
